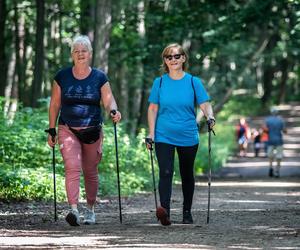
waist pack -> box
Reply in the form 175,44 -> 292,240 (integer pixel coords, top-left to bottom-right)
69,125 -> 101,144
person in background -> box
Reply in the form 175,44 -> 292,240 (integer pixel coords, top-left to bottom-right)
46,35 -> 121,226
260,126 -> 269,157
252,128 -> 261,157
236,118 -> 250,157
264,107 -> 287,178
146,43 -> 215,226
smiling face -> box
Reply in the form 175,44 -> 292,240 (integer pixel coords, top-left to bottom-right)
164,48 -> 186,72
161,44 -> 188,73
71,43 -> 92,66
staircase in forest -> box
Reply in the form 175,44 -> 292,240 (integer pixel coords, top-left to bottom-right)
218,102 -> 300,178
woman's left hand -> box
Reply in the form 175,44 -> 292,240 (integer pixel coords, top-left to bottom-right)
111,110 -> 122,123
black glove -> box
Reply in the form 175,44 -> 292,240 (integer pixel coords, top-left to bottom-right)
145,137 -> 154,150
207,118 -> 216,135
45,128 -> 57,137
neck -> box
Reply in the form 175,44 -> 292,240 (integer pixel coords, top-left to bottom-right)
73,65 -> 91,74
168,70 -> 184,80
72,65 -> 91,80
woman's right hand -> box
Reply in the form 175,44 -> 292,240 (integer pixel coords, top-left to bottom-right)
47,134 -> 57,147
46,128 -> 57,147
145,135 -> 154,150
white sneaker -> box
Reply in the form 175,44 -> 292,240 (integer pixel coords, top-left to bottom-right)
65,208 -> 80,226
83,209 -> 96,225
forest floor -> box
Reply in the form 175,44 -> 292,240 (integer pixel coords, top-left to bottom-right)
0,103 -> 299,249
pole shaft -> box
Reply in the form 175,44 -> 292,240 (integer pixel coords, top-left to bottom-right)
207,129 -> 211,224
114,123 -> 122,224
150,149 -> 158,209
52,146 -> 57,221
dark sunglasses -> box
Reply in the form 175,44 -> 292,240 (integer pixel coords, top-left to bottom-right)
164,54 -> 183,61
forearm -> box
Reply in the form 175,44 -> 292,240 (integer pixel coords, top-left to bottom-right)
104,96 -> 118,114
48,82 -> 61,128
148,106 -> 158,138
49,103 -> 60,128
200,102 -> 214,120
101,82 -> 118,114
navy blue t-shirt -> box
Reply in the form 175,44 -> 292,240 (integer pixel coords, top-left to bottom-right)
54,67 -> 108,127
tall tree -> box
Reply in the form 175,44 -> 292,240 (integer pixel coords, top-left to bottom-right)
31,0 -> 45,107
0,0 -> 7,97
92,0 -> 111,73
80,0 -> 94,36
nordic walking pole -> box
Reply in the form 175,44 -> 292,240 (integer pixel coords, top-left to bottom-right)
206,119 -> 215,224
45,128 -> 57,222
145,138 -> 158,209
111,110 -> 122,224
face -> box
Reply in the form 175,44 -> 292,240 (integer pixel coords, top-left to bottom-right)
164,48 -> 186,72
71,43 -> 92,65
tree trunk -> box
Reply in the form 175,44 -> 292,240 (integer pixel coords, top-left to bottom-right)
0,0 -> 7,97
92,0 -> 111,73
278,58 -> 288,104
31,0 -> 45,107
80,0 -> 94,36
261,34 -> 279,105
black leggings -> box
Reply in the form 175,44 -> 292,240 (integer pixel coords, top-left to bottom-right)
155,142 -> 199,212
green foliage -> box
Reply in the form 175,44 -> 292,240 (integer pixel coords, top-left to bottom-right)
0,99 -> 154,201
195,124 -> 235,175
217,95 -> 268,122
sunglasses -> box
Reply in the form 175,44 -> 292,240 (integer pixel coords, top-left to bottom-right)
164,54 -> 183,61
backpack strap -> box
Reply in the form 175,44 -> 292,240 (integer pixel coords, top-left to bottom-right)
191,76 -> 196,106
191,76 -> 197,118
159,77 -> 163,88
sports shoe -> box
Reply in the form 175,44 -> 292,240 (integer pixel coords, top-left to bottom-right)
65,208 -> 80,226
182,210 -> 193,224
83,209 -> 96,225
274,170 -> 280,178
156,206 -> 171,226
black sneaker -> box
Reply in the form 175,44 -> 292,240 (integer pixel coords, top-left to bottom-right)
182,210 -> 193,224
156,206 -> 171,226
268,168 -> 273,177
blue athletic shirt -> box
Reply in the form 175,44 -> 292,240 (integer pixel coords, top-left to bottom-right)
54,67 -> 108,127
148,73 -> 210,146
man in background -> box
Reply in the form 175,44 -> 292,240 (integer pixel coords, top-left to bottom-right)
264,107 -> 287,178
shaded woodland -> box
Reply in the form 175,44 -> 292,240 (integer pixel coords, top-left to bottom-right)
1,0 -> 299,133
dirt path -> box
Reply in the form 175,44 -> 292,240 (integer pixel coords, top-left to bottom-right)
1,103 -> 299,249
0,177 -> 299,249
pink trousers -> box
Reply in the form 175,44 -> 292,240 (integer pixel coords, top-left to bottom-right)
58,125 -> 103,206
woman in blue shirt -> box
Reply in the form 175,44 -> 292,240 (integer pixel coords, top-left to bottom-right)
147,43 -> 215,226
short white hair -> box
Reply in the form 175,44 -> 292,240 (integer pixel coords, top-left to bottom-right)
71,35 -> 93,53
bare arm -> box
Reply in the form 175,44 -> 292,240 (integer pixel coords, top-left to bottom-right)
147,103 -> 158,140
199,102 -> 214,120
199,101 -> 215,129
47,81 -> 61,146
101,82 -> 121,123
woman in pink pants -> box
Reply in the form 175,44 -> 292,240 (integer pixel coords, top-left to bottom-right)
47,35 -> 121,226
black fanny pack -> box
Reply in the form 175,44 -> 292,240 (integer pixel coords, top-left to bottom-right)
69,125 -> 101,144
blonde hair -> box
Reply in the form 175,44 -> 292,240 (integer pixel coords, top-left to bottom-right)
160,43 -> 189,73
71,35 -> 93,53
